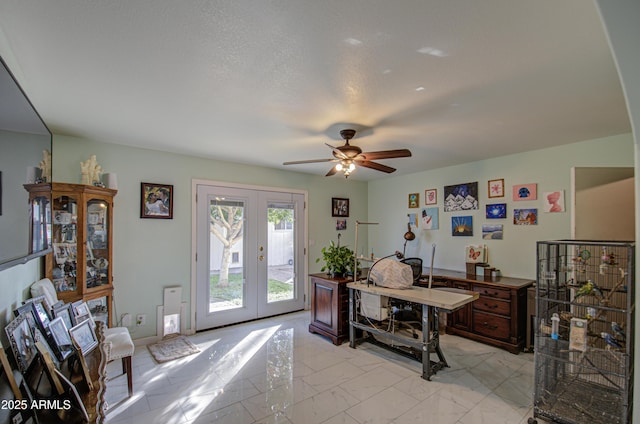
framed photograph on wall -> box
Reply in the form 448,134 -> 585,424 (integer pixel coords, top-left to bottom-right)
141,182 -> 173,219
488,178 -> 504,198
424,189 -> 437,205
331,198 -> 349,217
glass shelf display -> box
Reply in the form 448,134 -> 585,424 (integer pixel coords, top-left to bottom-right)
46,183 -> 117,327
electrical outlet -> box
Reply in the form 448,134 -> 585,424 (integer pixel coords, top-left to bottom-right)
121,313 -> 131,327
136,314 -> 146,326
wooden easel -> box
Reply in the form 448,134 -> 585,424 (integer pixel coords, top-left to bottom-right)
0,346 -> 22,400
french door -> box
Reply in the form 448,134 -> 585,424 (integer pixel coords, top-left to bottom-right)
195,183 -> 305,330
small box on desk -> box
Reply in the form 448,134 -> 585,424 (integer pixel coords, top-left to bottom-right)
466,262 -> 476,277
483,267 -> 496,281
467,263 -> 490,279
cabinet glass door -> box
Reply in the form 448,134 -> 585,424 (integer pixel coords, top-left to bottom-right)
52,195 -> 79,293
31,194 -> 51,253
86,199 -> 110,288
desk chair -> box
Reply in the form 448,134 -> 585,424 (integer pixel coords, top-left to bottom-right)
31,278 -> 135,397
400,257 -> 423,284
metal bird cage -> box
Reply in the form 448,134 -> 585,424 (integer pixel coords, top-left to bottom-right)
530,240 -> 635,424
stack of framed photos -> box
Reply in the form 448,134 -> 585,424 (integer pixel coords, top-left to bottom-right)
3,297 -> 100,422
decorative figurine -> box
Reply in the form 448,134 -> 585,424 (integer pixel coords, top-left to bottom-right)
39,149 -> 52,182
80,155 -> 103,185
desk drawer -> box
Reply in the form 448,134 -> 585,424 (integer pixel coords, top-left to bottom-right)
473,311 -> 510,340
474,297 -> 510,316
473,285 -> 510,300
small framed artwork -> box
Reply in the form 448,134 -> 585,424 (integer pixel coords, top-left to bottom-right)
408,213 -> 418,228
513,183 -> 537,201
408,193 -> 419,208
465,245 -> 486,263
543,190 -> 565,213
444,182 -> 479,211
331,198 -> 349,217
4,313 -> 38,373
336,219 -> 347,230
53,303 -> 76,331
514,208 -> 538,225
488,178 -> 505,198
73,301 -> 90,318
424,189 -> 437,205
53,243 -> 69,262
72,301 -> 94,328
48,317 -> 74,361
24,295 -> 52,336
49,303 -> 76,330
482,224 -> 504,240
141,182 -> 173,219
486,203 -> 507,219
451,216 -> 473,236
69,320 -> 98,356
421,207 -> 439,230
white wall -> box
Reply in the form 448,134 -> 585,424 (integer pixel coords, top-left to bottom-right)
594,2 -> 640,421
51,135 -> 368,339
367,133 -> 634,279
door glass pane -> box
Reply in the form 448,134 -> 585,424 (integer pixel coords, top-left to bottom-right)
209,198 -> 245,312
52,195 -> 78,293
267,202 -> 294,303
87,199 -> 109,288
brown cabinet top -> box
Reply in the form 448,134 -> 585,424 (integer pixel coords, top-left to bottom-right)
311,268 -> 534,290
424,268 -> 534,290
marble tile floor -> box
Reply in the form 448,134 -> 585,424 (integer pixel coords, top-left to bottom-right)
104,311 -> 548,424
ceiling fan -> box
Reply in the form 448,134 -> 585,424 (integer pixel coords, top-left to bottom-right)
283,129 -> 412,177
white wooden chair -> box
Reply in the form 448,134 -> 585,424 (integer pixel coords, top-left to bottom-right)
31,278 -> 135,396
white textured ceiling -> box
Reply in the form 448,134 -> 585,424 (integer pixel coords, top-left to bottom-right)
0,1 -> 630,180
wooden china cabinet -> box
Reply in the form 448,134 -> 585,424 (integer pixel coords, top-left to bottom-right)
45,183 -> 117,327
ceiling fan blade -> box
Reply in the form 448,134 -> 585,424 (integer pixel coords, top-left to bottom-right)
325,165 -> 339,176
359,149 -> 412,160
355,160 -> 396,173
325,143 -> 348,159
283,158 -> 336,165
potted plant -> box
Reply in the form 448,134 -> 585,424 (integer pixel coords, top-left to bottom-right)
316,240 -> 356,278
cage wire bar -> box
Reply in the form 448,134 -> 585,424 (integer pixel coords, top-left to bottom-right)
530,240 -> 635,424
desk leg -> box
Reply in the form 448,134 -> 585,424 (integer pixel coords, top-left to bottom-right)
349,287 -> 356,348
422,304 -> 432,380
432,308 -> 448,367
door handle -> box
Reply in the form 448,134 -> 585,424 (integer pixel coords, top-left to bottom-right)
259,255 -> 264,261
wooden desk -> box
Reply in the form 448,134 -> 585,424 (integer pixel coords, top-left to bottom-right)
415,268 -> 534,354
347,281 -> 478,380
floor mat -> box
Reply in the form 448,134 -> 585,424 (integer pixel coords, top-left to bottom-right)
147,334 -> 200,363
